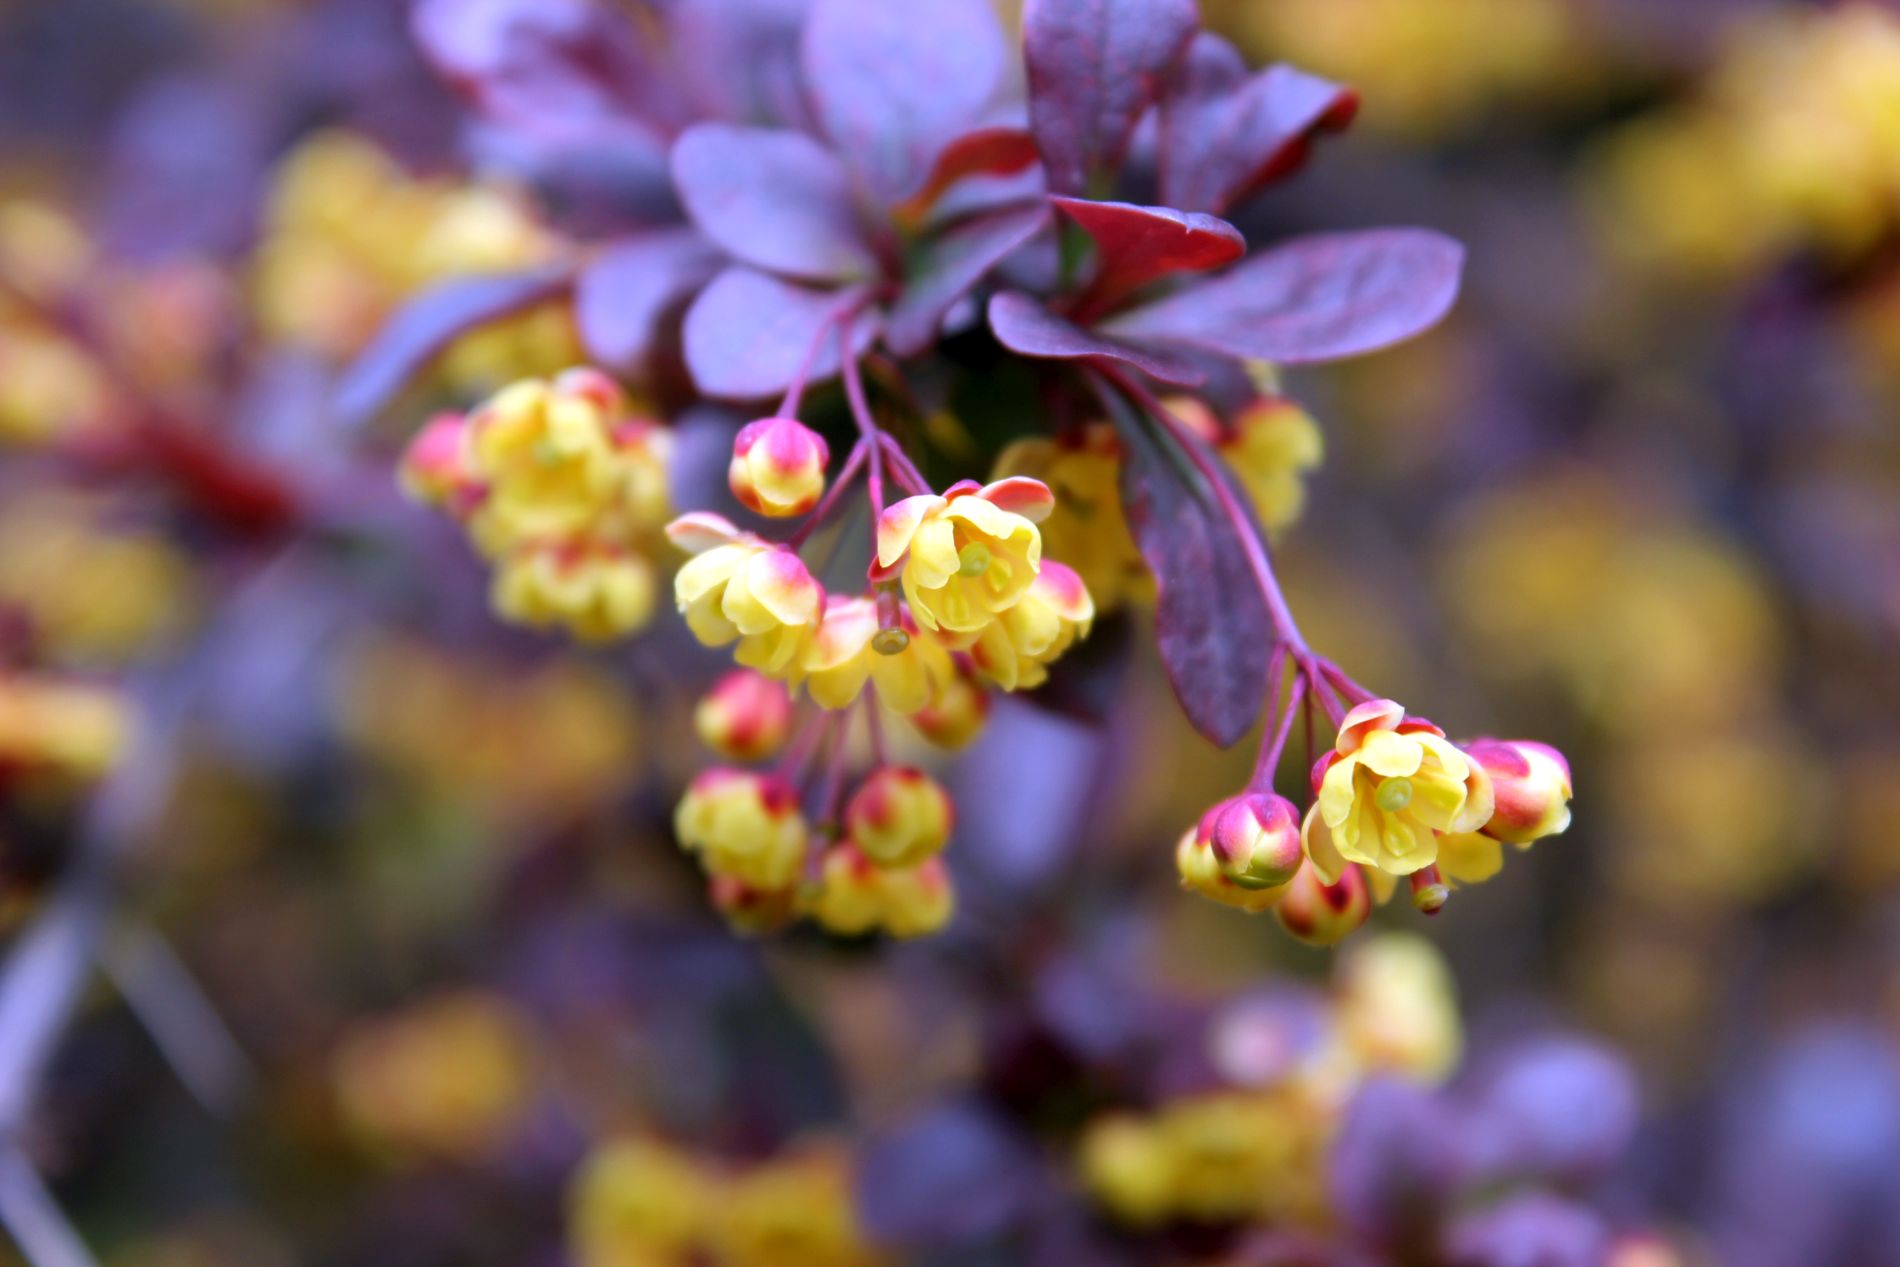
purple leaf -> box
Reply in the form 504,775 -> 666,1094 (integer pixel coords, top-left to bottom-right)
1463,1038 -> 1640,1188
671,124 -> 878,283
412,0 -> 676,137
683,267 -> 877,400
1052,196 -> 1246,313
899,127 -> 1043,219
988,292 -> 1205,387
803,0 -> 1009,206
857,1102 -> 1044,1246
1443,1195 -> 1611,1267
1160,34 -> 1358,215
1022,0 -> 1200,194
333,267 -> 573,427
1102,228 -> 1464,364
666,0 -> 814,127
887,204 -> 1051,356
573,229 -> 722,374
1104,389 -> 1270,747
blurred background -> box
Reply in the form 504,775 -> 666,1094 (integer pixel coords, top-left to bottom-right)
2,0 -> 1899,1264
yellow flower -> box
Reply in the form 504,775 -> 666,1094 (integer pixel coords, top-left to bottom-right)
964,560 -> 1095,691
1302,699 -> 1494,880
1078,1115 -> 1175,1227
569,1138 -> 710,1267
713,1145 -> 886,1267
1334,933 -> 1461,1082
874,477 -> 1052,635
993,427 -> 1149,611
332,992 -> 534,1162
801,596 -> 952,713
674,769 -> 809,891
491,542 -> 657,641
843,767 -> 954,867
1436,831 -> 1504,887
669,513 -> 825,678
907,662 -> 991,751
466,370 -> 642,550
0,675 -> 129,781
808,844 -> 955,939
1170,394 -> 1324,537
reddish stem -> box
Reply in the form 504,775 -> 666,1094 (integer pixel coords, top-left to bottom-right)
1249,671 -> 1308,793
775,291 -> 869,421
785,437 -> 870,550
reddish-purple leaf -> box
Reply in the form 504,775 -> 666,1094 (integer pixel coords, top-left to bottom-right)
1022,0 -> 1200,194
1052,196 -> 1246,314
1104,389 -> 1270,747
412,0 -> 678,137
333,267 -> 573,427
683,267 -> 878,400
988,292 -> 1205,387
672,124 -> 878,283
899,128 -> 1042,220
1160,34 -> 1358,215
886,204 -> 1051,356
574,229 -> 722,374
1101,228 -> 1465,364
804,0 -> 1009,206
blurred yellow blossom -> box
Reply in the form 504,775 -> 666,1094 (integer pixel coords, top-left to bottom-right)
333,991 -> 535,1162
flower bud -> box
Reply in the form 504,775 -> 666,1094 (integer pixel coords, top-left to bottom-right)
694,670 -> 794,762
1202,791 -> 1303,888
1079,1115 -> 1174,1227
909,663 -> 990,750
1176,828 -> 1289,914
843,767 -> 954,867
1274,858 -> 1371,946
398,412 -> 479,510
674,769 -> 808,890
880,855 -> 955,938
729,416 -> 830,517
1463,739 -> 1572,845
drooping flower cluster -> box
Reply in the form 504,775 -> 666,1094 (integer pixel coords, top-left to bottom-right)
570,1135 -> 885,1267
1178,696 -> 1573,943
399,368 -> 673,641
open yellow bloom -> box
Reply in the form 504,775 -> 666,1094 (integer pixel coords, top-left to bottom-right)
874,477 -> 1052,635
965,561 -> 1095,691
569,1137 -> 711,1267
1303,699 -> 1494,880
801,596 -> 952,713
993,426 -> 1150,611
669,514 -> 824,678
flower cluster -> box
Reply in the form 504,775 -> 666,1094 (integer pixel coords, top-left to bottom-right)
1079,934 -> 1460,1227
399,368 -> 673,641
1178,696 -> 1573,943
1590,4 -> 1900,285
675,761 -> 957,940
570,1136 -> 884,1267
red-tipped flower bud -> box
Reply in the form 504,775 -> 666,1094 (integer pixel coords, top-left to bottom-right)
844,767 -> 954,867
1202,791 -> 1303,889
1275,858 -> 1371,946
693,670 -> 793,762
1462,739 -> 1572,845
728,416 -> 829,517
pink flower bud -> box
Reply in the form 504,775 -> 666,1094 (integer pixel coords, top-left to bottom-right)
693,670 -> 794,762
397,412 -> 480,510
1200,792 -> 1303,889
1275,859 -> 1371,946
909,663 -> 990,750
707,873 -> 800,936
728,416 -> 830,517
1462,739 -> 1572,845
